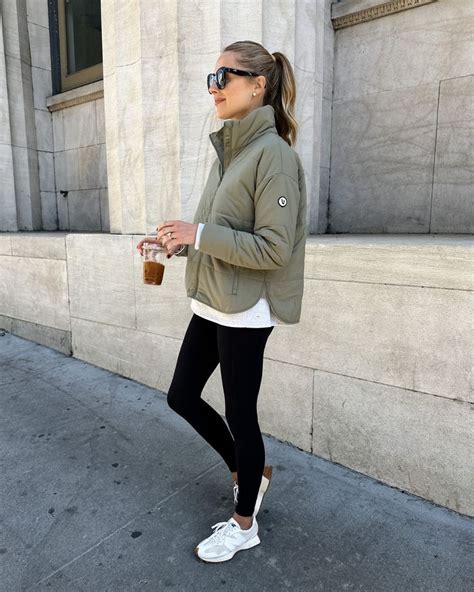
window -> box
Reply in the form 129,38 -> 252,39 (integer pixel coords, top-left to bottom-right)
56,0 -> 103,91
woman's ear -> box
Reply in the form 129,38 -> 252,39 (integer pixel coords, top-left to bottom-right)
256,75 -> 267,91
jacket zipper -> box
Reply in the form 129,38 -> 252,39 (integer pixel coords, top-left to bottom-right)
194,163 -> 225,298
213,163 -> 240,295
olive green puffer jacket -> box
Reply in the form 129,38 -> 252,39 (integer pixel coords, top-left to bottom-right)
176,104 -> 307,324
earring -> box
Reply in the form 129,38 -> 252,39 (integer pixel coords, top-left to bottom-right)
252,92 -> 256,96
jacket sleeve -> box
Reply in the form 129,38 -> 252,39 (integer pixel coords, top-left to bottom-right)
174,221 -> 205,257
197,172 -> 300,270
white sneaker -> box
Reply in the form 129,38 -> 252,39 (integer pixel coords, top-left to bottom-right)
233,465 -> 273,517
194,516 -> 260,563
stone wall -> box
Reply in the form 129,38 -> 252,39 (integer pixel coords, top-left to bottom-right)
1,0 -> 45,231
0,0 -> 108,232
330,0 -> 474,233
0,231 -> 472,517
47,84 -> 109,231
2,1 -> 472,233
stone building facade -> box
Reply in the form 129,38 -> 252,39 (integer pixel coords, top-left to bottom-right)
0,0 -> 473,516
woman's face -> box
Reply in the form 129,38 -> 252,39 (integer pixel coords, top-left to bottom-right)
209,51 -> 266,120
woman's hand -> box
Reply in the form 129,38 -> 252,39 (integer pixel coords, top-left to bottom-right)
156,220 -> 198,254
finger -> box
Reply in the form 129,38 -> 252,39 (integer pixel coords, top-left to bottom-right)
156,221 -> 173,233
156,229 -> 166,241
161,231 -> 176,246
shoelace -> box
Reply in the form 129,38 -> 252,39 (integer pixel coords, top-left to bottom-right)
233,482 -> 239,505
208,520 -> 238,545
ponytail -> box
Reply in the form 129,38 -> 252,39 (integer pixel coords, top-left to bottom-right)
269,51 -> 298,147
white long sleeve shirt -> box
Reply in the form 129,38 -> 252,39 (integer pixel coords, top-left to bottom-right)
190,223 -> 290,328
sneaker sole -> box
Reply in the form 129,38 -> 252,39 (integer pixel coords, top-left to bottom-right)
194,534 -> 261,563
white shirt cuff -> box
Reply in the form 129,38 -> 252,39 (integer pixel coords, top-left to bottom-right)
195,223 -> 205,249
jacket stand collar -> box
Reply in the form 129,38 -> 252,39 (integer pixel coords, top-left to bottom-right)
209,104 -> 277,171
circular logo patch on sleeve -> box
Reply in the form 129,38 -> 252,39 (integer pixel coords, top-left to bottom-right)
278,196 -> 287,207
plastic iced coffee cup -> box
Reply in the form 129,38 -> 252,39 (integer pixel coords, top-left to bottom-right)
142,243 -> 167,285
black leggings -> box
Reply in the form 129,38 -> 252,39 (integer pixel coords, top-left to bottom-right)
167,313 -> 274,517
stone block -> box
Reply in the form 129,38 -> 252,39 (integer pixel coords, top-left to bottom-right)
26,0 -> 50,28
330,83 -> 438,232
56,191 -> 69,230
10,232 -> 67,260
257,358 -> 313,452
38,150 -> 54,192
71,317 -> 179,394
66,190 -> 101,231
27,21 -> 51,71
67,233 -> 136,328
317,166 -> 330,233
2,0 -> 30,65
99,188 -> 110,231
5,55 -> 36,149
0,144 -> 17,231
320,97 -> 332,169
432,75 -> 474,233
4,315 -> 72,355
0,234 -> 12,255
98,143 -> 107,188
304,235 -> 474,291
11,146 -> 41,230
34,108 -> 53,152
31,66 -> 52,111
95,98 -> 105,144
312,370 -> 474,516
0,313 -> 13,332
40,191 -> 58,230
333,0 -> 474,101
63,101 -> 97,149
0,254 -> 69,331
52,110 -> 64,151
55,149 -> 80,191
78,145 -> 100,189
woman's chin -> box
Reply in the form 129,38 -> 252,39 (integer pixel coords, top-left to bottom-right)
215,105 -> 228,118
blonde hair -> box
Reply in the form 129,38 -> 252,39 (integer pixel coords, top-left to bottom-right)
223,40 -> 298,147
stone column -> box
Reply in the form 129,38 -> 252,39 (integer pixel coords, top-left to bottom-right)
102,0 -> 184,235
0,4 -> 18,230
0,0 -> 41,231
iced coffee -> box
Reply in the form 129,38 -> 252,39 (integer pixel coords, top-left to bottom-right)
142,243 -> 167,285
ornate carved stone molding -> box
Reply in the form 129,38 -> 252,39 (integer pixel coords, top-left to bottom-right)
332,0 -> 438,30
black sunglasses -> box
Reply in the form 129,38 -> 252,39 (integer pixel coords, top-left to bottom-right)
207,66 -> 259,93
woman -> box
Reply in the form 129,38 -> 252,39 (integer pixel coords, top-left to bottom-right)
137,40 -> 307,562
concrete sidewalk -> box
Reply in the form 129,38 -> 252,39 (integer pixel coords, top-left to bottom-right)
0,332 -> 472,592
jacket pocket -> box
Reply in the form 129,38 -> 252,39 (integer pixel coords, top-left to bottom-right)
232,266 -> 240,295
